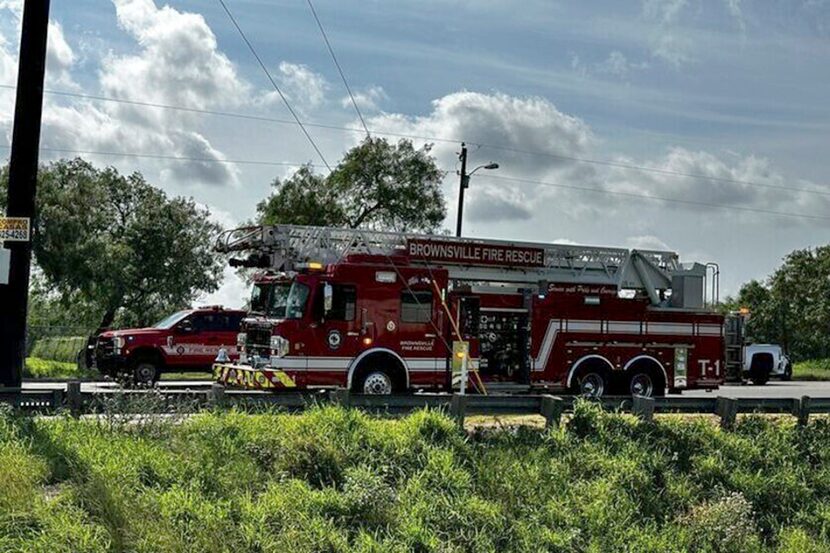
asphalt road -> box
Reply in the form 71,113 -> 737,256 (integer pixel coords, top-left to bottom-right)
21,379 -> 830,398
684,380 -> 830,398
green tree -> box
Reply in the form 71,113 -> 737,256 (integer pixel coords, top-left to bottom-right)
258,137 -> 446,232
256,165 -> 346,227
728,246 -> 830,361
1,158 -> 224,330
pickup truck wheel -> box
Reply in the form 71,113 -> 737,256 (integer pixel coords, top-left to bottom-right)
750,370 -> 769,386
133,361 -> 159,385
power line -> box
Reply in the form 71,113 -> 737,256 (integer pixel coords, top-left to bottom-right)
3,141 -> 826,223
473,143 -> 830,198
216,0 -> 331,171
305,0 -> 370,138
0,144 -> 320,168
479,173 -> 830,223
0,82 -> 453,141
3,82 -> 829,197
2,141 -> 826,222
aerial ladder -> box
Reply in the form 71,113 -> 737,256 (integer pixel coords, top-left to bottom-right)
216,224 -> 714,309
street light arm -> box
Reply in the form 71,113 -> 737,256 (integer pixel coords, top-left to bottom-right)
468,162 -> 500,177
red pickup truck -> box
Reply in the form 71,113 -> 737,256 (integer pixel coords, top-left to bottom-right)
94,306 -> 245,383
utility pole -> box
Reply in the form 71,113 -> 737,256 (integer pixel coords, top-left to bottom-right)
455,143 -> 499,238
455,143 -> 468,237
0,0 -> 51,388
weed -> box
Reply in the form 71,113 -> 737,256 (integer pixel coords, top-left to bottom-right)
0,403 -> 829,551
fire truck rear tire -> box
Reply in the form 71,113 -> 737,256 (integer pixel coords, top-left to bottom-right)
627,365 -> 666,398
575,371 -> 607,398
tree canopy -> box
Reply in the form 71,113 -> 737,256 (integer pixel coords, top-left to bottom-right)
257,137 -> 446,232
1,158 -> 224,330
726,246 -> 830,361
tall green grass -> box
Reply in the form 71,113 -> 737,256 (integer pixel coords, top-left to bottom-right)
793,359 -> 830,381
28,335 -> 87,364
1,402 -> 830,552
24,357 -> 98,379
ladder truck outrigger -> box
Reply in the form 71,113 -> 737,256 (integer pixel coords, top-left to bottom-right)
213,224 -> 727,397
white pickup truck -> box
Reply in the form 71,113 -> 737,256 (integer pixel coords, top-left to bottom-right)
744,344 -> 791,385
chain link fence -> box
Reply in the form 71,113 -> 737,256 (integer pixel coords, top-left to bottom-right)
24,325 -> 98,379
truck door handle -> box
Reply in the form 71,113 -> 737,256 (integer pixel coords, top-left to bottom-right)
425,333 -> 436,338
347,332 -> 359,337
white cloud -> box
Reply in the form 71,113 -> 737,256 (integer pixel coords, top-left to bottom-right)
598,147 -> 830,225
106,0 -> 248,111
195,203 -> 248,309
0,3 -> 79,105
595,50 -> 649,78
367,91 -> 595,224
723,0 -> 746,33
642,0 -> 689,23
365,89 -> 830,231
341,85 -> 388,112
198,265 -> 248,310
276,61 -> 328,109
466,187 -> 532,223
45,21 -> 77,88
641,0 -> 695,67
30,0 -> 249,187
626,235 -> 672,251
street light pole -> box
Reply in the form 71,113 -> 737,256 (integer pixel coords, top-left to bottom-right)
0,0 -> 51,388
455,143 -> 468,237
455,143 -> 499,238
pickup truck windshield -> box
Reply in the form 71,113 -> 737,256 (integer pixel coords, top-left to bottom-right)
251,282 -> 291,318
285,282 -> 310,319
153,310 -> 190,329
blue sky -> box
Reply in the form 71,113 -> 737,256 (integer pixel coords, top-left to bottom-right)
1,0 -> 829,306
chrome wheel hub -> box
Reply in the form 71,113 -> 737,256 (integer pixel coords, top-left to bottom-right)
363,372 -> 393,395
630,373 -> 654,397
580,373 -> 605,398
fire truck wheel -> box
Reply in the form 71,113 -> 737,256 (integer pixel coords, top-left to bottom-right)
133,361 -> 159,385
577,372 -> 606,398
360,371 -> 394,395
629,372 -> 655,397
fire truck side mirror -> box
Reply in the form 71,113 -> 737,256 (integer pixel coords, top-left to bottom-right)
323,283 -> 334,315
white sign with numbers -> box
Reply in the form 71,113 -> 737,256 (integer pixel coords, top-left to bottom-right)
0,217 -> 30,242
0,248 -> 9,285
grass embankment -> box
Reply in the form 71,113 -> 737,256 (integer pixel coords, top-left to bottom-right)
793,359 -> 830,381
25,335 -> 99,379
24,357 -> 98,380
2,404 -> 830,552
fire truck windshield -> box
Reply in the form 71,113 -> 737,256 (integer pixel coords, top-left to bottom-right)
285,282 -> 310,319
250,282 -> 291,318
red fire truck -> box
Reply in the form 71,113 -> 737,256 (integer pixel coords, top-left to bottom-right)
213,225 -> 725,396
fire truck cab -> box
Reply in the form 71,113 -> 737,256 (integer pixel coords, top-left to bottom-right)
215,225 -> 725,397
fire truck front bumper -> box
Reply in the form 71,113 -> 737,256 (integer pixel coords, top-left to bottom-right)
213,363 -> 297,390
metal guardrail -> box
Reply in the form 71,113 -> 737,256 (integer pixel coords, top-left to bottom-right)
2,384 -> 830,429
